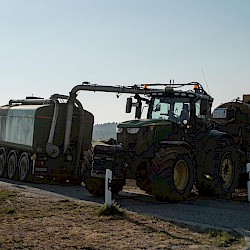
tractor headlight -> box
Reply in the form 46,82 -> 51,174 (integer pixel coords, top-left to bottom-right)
116,127 -> 124,134
127,127 -> 140,134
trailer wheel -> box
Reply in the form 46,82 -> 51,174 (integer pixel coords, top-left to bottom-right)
18,153 -> 32,182
0,153 -> 6,177
7,151 -> 18,180
149,147 -> 195,202
197,143 -> 239,199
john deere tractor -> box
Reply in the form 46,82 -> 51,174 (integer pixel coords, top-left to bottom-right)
67,82 -> 240,202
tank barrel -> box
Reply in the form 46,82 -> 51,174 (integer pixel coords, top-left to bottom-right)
9,99 -> 52,105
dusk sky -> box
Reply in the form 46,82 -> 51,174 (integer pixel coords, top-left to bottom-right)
0,0 -> 249,123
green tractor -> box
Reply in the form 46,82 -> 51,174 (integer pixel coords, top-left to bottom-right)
70,82 -> 240,202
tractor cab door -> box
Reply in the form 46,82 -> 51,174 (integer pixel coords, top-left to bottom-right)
192,98 -> 211,136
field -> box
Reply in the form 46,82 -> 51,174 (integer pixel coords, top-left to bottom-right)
0,185 -> 245,250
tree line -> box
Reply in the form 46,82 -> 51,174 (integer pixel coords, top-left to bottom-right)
92,122 -> 117,141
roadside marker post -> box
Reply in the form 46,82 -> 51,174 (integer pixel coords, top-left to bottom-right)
247,163 -> 250,202
105,169 -> 112,207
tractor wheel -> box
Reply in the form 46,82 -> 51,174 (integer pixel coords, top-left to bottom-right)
82,149 -> 105,197
135,160 -> 152,194
111,179 -> 126,194
196,143 -> 239,199
82,149 -> 126,196
83,168 -> 105,197
83,169 -> 125,197
149,147 -> 195,202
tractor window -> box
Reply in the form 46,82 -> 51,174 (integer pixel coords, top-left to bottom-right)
151,99 -> 170,119
195,100 -> 207,120
150,97 -> 190,123
174,102 -> 190,122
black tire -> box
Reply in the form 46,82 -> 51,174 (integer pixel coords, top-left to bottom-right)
7,152 -> 18,180
82,149 -> 105,197
196,143 -> 239,199
149,147 -> 195,203
111,179 -> 126,194
83,168 -> 105,197
135,160 -> 152,194
82,149 -> 125,197
0,153 -> 6,177
18,153 -> 32,182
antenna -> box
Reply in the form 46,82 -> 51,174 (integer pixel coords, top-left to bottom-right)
169,79 -> 174,85
202,69 -> 210,95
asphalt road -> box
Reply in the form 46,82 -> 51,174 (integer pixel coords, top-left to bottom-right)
1,178 -> 250,233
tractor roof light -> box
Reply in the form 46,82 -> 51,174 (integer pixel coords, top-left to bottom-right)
193,84 -> 201,93
194,84 -> 199,90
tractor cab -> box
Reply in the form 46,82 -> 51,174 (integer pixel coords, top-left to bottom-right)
125,82 -> 213,132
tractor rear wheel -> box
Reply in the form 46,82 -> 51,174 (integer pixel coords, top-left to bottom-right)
196,143 -> 239,199
149,147 -> 195,202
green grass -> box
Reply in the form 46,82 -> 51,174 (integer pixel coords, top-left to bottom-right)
97,202 -> 126,217
0,189 -> 17,215
0,189 -> 16,201
208,229 -> 241,247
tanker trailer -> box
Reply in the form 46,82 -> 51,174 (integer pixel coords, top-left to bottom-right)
212,94 -> 250,187
0,94 -> 94,183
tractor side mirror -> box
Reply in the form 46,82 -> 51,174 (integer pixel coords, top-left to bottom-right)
135,100 -> 142,119
200,98 -> 208,115
126,97 -> 132,113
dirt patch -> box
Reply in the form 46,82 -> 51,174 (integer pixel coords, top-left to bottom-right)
0,187 -> 245,250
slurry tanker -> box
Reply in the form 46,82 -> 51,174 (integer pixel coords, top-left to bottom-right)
0,94 -> 93,183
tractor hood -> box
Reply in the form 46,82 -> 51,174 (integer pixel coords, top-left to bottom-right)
117,119 -> 174,128
116,118 -> 182,157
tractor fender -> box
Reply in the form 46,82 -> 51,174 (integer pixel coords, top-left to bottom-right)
159,140 -> 192,151
202,129 -> 235,153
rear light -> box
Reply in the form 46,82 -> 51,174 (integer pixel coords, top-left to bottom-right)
35,160 -> 45,166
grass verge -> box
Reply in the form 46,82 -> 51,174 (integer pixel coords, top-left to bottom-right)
0,188 -> 245,249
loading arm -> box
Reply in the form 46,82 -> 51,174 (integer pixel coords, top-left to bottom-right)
64,83 -> 148,153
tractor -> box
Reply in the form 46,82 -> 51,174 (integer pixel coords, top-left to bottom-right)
65,82 -> 240,202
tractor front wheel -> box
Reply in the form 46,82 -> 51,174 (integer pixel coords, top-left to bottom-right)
149,147 -> 195,202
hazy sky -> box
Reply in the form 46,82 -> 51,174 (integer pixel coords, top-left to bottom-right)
0,0 -> 249,124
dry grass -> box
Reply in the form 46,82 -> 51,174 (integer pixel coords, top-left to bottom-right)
0,188 -> 245,250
